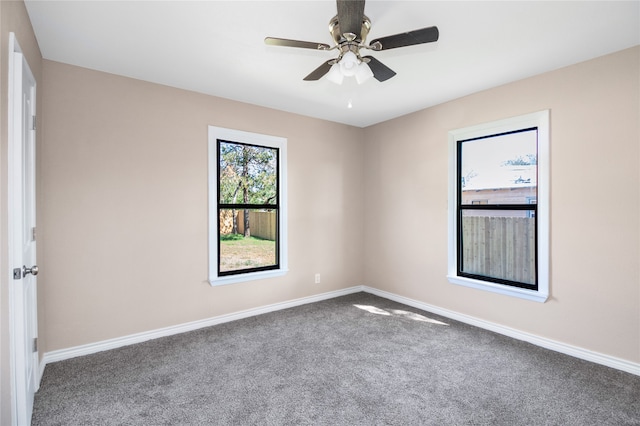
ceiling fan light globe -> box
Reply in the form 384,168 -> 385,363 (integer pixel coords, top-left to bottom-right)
355,62 -> 374,84
339,51 -> 360,77
326,63 -> 344,84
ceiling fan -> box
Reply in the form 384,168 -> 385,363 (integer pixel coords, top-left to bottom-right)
264,0 -> 439,84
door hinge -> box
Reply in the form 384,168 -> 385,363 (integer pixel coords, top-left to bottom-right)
32,227 -> 37,241
13,268 -> 21,280
32,115 -> 36,131
33,338 -> 38,353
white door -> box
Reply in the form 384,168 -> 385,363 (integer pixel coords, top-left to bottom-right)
8,32 -> 39,426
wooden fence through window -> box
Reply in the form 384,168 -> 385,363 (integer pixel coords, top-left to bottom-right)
461,216 -> 535,285
219,210 -> 276,241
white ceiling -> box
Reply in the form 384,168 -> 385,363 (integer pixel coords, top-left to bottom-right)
25,1 -> 640,128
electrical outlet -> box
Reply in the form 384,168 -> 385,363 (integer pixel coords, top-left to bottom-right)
314,273 -> 321,284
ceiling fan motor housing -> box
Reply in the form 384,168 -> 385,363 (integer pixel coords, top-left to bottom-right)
329,15 -> 371,45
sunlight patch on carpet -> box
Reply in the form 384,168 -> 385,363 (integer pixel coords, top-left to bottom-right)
353,305 -> 448,325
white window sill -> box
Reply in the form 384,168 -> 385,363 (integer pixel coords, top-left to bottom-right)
447,275 -> 549,303
209,268 -> 288,287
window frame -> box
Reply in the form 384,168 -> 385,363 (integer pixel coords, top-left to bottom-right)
447,111 -> 550,302
208,126 -> 288,286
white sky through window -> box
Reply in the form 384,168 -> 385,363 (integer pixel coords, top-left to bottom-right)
461,130 -> 537,190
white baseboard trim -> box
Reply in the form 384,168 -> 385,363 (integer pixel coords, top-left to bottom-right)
39,286 -> 365,380
362,286 -> 640,376
40,284 -> 639,382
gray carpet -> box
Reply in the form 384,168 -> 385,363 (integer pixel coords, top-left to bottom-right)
32,292 -> 640,425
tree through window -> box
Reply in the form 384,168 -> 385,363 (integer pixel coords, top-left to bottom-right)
209,127 -> 288,285
218,140 -> 279,275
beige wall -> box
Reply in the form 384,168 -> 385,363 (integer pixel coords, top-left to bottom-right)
364,46 -> 640,363
0,1 -> 43,423
41,60 -> 365,352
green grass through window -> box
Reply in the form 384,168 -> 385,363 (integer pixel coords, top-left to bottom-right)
219,234 -> 276,272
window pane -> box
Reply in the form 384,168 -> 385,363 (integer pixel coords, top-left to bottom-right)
219,208 -> 277,273
219,141 -> 277,206
460,210 -> 535,285
460,130 -> 537,205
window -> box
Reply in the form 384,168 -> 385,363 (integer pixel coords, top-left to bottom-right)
448,111 -> 549,302
208,126 -> 288,286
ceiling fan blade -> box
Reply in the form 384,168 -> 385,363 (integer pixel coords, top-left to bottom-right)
370,26 -> 439,50
303,60 -> 334,81
336,0 -> 365,39
363,56 -> 396,82
265,37 -> 331,50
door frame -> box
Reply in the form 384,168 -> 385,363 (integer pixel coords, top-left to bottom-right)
7,31 -> 39,426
